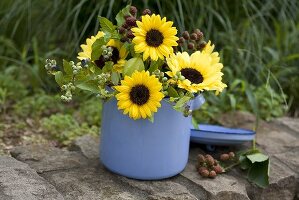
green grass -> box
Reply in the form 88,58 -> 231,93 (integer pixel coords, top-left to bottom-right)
0,0 -> 298,118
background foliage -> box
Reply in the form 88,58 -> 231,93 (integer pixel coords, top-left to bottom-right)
0,0 -> 298,145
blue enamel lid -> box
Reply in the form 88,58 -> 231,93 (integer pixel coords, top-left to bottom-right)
190,124 -> 256,145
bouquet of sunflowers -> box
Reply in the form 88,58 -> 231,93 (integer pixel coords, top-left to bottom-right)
45,5 -> 227,121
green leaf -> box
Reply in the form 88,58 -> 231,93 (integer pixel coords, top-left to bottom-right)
148,59 -> 164,73
99,17 -> 115,33
102,61 -> 114,73
54,71 -> 64,86
192,117 -> 199,129
76,80 -> 100,93
123,57 -> 145,76
239,155 -> 251,170
91,38 -> 106,61
167,86 -> 179,97
247,158 -> 269,188
111,72 -> 120,85
173,96 -> 191,110
115,5 -> 131,26
63,60 -> 72,75
247,153 -> 269,163
148,115 -> 154,123
245,87 -> 258,115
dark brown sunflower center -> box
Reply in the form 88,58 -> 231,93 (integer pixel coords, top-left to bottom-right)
94,46 -> 120,68
130,84 -> 150,105
180,68 -> 203,84
111,47 -> 120,64
145,29 -> 164,47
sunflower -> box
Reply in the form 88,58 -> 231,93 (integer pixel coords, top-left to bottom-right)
77,32 -> 128,72
166,51 -> 227,93
202,40 -> 220,65
77,31 -> 104,60
131,14 -> 179,61
114,71 -> 164,120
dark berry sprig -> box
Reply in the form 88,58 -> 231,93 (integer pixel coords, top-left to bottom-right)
177,29 -> 207,52
119,6 -> 154,43
196,154 -> 224,178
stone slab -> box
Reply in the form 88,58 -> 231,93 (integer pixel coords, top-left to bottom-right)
0,156 -> 63,200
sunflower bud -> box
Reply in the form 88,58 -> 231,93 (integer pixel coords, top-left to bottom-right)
182,31 -> 190,40
142,8 -> 152,15
130,6 -> 137,16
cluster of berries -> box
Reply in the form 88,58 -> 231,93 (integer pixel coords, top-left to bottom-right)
118,6 -> 152,42
178,29 -> 206,51
196,154 -> 224,178
60,83 -> 75,102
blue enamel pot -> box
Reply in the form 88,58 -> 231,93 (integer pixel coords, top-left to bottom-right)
100,95 -> 205,180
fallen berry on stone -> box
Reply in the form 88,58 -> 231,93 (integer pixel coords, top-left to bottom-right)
209,170 -> 217,178
197,154 -> 206,163
198,166 -> 207,173
205,155 -> 215,166
229,152 -> 235,159
220,153 -> 230,161
200,169 -> 210,177
213,165 -> 223,174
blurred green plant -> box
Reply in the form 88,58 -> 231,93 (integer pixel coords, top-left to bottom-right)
0,74 -> 28,103
193,79 -> 287,123
41,114 -> 98,145
13,92 -> 67,118
74,97 -> 102,126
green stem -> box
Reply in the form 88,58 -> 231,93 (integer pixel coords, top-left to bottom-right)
224,161 -> 240,171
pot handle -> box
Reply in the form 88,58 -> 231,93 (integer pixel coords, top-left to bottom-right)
189,94 -> 205,111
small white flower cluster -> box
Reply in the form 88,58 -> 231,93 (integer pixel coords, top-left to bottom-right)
69,61 -> 83,75
101,45 -> 114,61
60,83 -> 75,102
96,73 -> 110,85
45,59 -> 59,74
